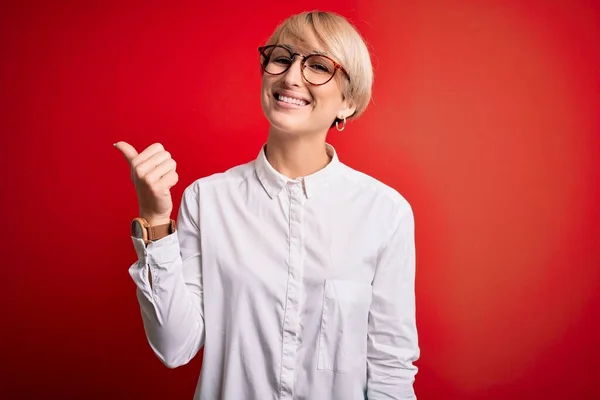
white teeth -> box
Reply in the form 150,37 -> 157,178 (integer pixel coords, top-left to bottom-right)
277,94 -> 308,106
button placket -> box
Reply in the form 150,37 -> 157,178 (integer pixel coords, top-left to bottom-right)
279,182 -> 305,399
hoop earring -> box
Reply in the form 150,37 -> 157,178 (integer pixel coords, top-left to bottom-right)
335,116 -> 346,132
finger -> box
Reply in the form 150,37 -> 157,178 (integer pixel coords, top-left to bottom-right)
135,150 -> 171,179
160,170 -> 179,190
132,143 -> 166,169
145,158 -> 176,184
114,141 -> 139,164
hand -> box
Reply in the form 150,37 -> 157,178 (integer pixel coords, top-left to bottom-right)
114,141 -> 179,225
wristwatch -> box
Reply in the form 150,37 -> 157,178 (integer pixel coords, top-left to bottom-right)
131,217 -> 176,244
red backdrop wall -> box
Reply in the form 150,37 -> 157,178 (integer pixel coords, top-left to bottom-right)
2,1 -> 599,399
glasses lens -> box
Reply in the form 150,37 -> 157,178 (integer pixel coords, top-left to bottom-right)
302,54 -> 336,85
261,46 -> 293,75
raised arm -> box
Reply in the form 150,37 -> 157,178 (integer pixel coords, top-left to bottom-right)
114,141 -> 205,368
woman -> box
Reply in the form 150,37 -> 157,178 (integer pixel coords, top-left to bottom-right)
115,10 -> 419,400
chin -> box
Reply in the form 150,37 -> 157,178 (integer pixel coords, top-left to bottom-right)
261,107 -> 299,134
268,117 -> 306,136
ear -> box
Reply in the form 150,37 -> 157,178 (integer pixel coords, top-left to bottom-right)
338,99 -> 357,120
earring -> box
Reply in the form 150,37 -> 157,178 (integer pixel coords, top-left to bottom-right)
335,116 -> 347,132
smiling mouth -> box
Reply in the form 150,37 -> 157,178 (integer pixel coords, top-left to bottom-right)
273,92 -> 310,106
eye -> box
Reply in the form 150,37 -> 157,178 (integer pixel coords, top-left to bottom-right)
272,57 -> 292,65
309,63 -> 330,73
305,55 -> 334,74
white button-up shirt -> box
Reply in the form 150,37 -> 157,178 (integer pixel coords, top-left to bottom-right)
128,143 -> 419,400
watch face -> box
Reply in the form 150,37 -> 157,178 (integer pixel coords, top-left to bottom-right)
131,220 -> 144,238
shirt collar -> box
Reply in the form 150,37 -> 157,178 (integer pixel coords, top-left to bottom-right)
255,142 -> 341,199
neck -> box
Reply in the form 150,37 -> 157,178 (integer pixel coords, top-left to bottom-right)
264,129 -> 332,179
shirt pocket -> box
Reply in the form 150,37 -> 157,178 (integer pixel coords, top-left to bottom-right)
317,279 -> 373,373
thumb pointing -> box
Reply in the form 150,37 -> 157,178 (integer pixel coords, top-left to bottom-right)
114,141 -> 138,164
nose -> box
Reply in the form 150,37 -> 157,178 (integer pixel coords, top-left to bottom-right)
282,56 -> 304,87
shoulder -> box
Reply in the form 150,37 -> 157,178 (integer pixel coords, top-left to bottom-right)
337,163 -> 415,245
182,159 -> 256,197
338,162 -> 413,216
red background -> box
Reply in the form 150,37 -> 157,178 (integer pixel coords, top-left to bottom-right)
2,1 -> 599,399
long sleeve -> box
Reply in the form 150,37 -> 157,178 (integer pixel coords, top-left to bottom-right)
366,202 -> 420,399
128,183 -> 205,368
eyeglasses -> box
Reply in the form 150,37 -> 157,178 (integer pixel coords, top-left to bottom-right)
258,44 -> 349,86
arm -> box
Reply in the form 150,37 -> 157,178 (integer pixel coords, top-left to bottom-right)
366,202 -> 420,399
128,183 -> 205,368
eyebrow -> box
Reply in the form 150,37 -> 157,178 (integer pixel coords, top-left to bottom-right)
280,43 -> 328,57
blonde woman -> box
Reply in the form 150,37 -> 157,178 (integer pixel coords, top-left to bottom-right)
115,10 -> 419,400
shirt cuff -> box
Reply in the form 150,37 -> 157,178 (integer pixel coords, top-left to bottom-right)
130,232 -> 179,266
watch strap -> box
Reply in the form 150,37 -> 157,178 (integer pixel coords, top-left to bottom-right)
147,219 -> 176,241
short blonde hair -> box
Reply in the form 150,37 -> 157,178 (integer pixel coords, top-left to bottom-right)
264,11 -> 374,121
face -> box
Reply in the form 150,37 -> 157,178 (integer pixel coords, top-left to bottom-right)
260,34 -> 355,137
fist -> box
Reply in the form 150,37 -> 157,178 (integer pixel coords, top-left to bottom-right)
114,141 -> 179,224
